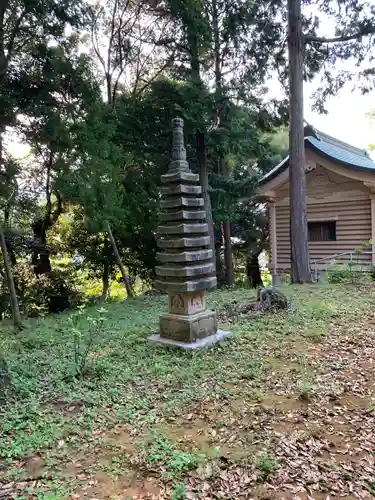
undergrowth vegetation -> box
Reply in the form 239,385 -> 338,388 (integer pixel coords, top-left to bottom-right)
1,284 -> 375,498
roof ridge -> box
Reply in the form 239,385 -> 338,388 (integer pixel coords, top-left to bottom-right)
312,128 -> 369,157
259,127 -> 375,187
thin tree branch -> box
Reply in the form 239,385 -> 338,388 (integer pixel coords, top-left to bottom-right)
5,9 -> 27,60
91,8 -> 106,72
133,55 -> 174,96
304,30 -> 374,44
107,0 -> 119,78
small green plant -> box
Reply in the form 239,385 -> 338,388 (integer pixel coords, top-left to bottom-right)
327,261 -> 353,284
171,482 -> 188,500
256,453 -> 278,479
87,453 -> 130,477
69,307 -> 107,378
145,432 -> 204,480
298,379 -> 315,401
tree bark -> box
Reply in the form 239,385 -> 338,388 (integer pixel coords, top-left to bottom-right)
100,261 -> 110,301
215,236 -> 225,285
106,73 -> 112,107
0,5 -> 9,87
246,252 -> 264,289
31,218 -> 52,275
212,0 -> 234,286
288,0 -> 311,283
186,21 -> 216,279
223,220 -> 234,285
4,208 -> 16,265
107,222 -> 133,298
197,131 -> 217,276
219,155 -> 234,286
32,171 -> 62,275
0,226 -> 21,328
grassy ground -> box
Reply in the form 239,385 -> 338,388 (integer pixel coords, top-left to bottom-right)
1,284 -> 375,499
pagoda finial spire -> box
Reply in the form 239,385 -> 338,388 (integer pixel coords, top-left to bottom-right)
169,117 -> 189,172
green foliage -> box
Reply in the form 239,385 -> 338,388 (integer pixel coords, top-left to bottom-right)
327,263 -> 353,284
69,307 -> 107,378
256,453 -> 279,478
0,263 -> 82,317
261,270 -> 272,287
55,210 -> 117,280
145,432 -> 204,480
0,404 -> 64,459
171,482 -> 188,500
327,261 -> 372,285
298,379 -> 316,401
58,99 -> 124,232
0,284 -> 373,495
0,351 -> 12,404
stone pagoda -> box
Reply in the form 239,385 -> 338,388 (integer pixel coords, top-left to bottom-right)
149,118 -> 231,349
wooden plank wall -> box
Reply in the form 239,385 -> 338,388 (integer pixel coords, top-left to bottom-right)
274,164 -> 372,268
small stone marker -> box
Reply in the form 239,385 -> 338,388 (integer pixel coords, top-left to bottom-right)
149,118 -> 231,349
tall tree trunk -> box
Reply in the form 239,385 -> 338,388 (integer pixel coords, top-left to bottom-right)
246,252 -> 264,289
0,8 -> 9,87
4,208 -> 16,265
187,26 -> 216,279
0,227 -> 21,328
212,0 -> 234,285
100,261 -> 110,301
31,220 -> 52,274
32,172 -> 62,275
288,0 -> 311,283
215,235 -> 225,285
219,156 -> 234,286
223,220 -> 234,285
106,73 -> 112,107
0,114 -> 21,327
104,68 -> 134,295
197,131 -> 216,275
107,222 -> 133,298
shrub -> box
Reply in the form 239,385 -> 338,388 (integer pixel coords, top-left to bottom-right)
261,270 -> 272,286
327,263 -> 352,284
0,263 -> 82,317
327,261 -> 371,285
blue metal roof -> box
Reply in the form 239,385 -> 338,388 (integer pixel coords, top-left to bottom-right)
260,128 -> 375,186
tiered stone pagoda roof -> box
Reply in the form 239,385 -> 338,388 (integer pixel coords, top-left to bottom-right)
155,118 -> 216,292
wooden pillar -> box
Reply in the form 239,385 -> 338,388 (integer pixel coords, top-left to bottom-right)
270,201 -> 278,282
371,195 -> 375,265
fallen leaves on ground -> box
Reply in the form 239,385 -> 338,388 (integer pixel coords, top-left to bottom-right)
1,286 -> 375,499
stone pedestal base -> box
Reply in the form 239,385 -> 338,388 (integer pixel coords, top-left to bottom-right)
149,330 -> 232,350
159,309 -> 217,343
